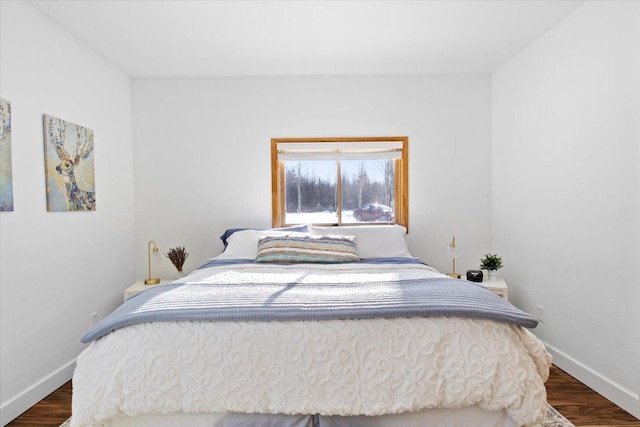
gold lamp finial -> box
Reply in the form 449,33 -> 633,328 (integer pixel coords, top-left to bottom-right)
145,240 -> 161,285
447,236 -> 461,279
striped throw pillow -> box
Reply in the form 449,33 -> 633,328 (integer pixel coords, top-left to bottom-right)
255,234 -> 360,263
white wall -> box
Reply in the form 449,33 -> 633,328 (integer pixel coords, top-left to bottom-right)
131,75 -> 492,280
9,0 -> 638,423
492,1 -> 640,417
0,2 -> 135,424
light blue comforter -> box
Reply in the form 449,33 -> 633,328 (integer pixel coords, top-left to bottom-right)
82,260 -> 537,343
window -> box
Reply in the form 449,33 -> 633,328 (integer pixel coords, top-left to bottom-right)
271,136 -> 408,229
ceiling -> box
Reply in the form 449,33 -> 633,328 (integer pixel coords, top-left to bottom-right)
27,0 -> 584,77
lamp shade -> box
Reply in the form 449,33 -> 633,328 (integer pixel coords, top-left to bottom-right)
447,246 -> 457,259
448,236 -> 457,258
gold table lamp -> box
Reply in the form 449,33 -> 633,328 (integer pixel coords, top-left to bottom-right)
447,236 -> 461,279
145,240 -> 161,285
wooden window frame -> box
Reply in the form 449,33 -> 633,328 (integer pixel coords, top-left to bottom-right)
271,136 -> 409,231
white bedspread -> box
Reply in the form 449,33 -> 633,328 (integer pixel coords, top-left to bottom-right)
71,263 -> 552,427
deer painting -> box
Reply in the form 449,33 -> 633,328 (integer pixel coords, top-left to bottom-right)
45,115 -> 96,211
0,97 -> 13,211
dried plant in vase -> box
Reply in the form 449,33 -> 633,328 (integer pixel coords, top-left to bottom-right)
165,246 -> 189,272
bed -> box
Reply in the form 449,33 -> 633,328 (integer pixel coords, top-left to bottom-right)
71,225 -> 551,427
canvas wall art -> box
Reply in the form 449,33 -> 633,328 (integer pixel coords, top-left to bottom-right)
43,115 -> 96,211
0,97 -> 14,211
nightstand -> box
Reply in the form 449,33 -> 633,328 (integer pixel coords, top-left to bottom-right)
482,276 -> 509,301
124,280 -> 171,302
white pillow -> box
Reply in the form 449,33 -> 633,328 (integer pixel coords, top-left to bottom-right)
215,229 -> 308,260
309,225 -> 411,259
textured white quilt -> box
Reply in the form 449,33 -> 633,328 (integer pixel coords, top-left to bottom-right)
71,264 -> 552,427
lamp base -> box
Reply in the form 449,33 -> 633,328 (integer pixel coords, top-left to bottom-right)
447,273 -> 461,279
145,278 -> 161,285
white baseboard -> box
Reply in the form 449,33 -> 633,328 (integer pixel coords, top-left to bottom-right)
543,340 -> 640,419
0,358 -> 76,427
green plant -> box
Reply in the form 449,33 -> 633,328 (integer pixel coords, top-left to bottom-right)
480,253 -> 503,271
165,246 -> 189,272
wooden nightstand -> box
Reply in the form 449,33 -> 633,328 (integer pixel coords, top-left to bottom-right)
482,276 -> 508,301
124,280 -> 171,302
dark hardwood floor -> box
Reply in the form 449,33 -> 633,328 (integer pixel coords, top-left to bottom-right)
6,365 -> 640,426
546,366 -> 640,427
7,381 -> 72,427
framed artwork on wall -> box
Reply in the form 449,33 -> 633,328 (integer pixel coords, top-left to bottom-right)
43,114 -> 96,211
0,97 -> 13,212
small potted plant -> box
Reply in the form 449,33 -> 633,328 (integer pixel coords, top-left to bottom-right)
480,253 -> 503,279
165,246 -> 189,272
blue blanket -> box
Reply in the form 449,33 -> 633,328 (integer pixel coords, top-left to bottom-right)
196,257 -> 428,269
82,270 -> 537,343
